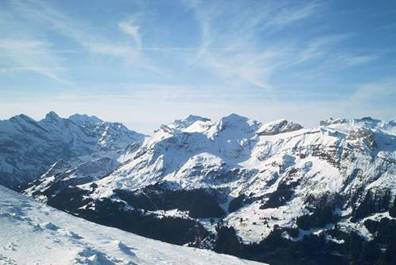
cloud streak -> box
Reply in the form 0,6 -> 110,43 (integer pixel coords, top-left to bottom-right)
267,1 -> 321,27
9,0 -> 161,74
0,38 -> 71,85
118,19 -> 143,49
185,1 -> 323,92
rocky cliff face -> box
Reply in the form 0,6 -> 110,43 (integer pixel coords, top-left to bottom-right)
13,114 -> 396,264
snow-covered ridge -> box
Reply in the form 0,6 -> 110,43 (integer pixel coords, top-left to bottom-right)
0,112 -> 145,188
257,119 -> 303,136
0,185 -> 263,265
89,114 -> 396,195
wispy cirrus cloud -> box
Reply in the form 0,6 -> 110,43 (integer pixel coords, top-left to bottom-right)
118,19 -> 143,50
0,38 -> 71,85
350,80 -> 396,104
334,54 -> 378,66
2,0 -> 383,91
184,1 -> 322,92
296,34 -> 378,68
184,0 -> 381,95
266,1 -> 321,27
8,0 -> 160,75
297,34 -> 351,63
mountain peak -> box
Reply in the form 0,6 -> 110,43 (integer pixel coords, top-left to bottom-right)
69,113 -> 102,126
166,114 -> 210,131
11,113 -> 35,122
44,111 -> 61,121
320,117 -> 348,126
221,113 -> 249,123
184,114 -> 210,123
257,119 -> 303,135
216,113 -> 258,132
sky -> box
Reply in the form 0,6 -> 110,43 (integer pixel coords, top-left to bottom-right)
0,0 -> 395,133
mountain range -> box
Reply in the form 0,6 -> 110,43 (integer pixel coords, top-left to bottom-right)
1,112 -> 396,265
0,112 -> 145,188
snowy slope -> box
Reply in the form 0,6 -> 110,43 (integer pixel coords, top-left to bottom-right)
0,185 -> 264,265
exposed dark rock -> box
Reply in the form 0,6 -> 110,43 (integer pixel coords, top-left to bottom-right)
260,176 -> 300,209
114,185 -> 226,218
214,226 -> 243,256
46,186 -> 209,245
352,189 -> 392,221
296,194 -> 342,230
228,194 -> 248,213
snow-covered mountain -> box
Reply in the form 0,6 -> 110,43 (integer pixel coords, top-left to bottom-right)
0,112 -> 145,189
23,114 -> 396,265
0,185 -> 263,265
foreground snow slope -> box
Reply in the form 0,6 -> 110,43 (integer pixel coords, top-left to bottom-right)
0,185 -> 263,265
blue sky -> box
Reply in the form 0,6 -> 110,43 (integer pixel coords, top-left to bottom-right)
0,0 -> 395,133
